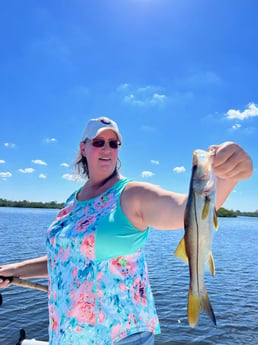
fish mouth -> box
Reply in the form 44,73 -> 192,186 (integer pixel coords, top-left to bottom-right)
192,164 -> 210,180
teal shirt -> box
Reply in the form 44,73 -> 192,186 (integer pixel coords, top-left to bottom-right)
75,178 -> 149,261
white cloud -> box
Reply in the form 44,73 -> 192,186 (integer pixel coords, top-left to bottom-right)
184,71 -> 221,86
141,125 -> 157,133
32,159 -> 47,166
119,83 -> 167,106
18,168 -> 35,174
232,123 -> 241,130
0,171 -> 12,179
39,174 -> 47,179
150,160 -> 160,165
151,93 -> 167,104
45,138 -> 57,143
141,171 -> 154,178
4,142 -> 15,148
226,102 -> 258,120
124,94 -> 145,106
62,173 -> 85,183
173,166 -> 186,173
117,83 -> 129,91
60,162 -> 70,168
0,160 -> 6,164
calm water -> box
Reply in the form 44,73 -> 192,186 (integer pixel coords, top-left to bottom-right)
0,207 -> 257,345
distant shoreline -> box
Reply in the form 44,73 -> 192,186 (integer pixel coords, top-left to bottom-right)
0,198 -> 257,217
0,198 -> 63,209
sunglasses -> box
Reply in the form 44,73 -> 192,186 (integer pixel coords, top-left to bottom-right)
86,138 -> 121,149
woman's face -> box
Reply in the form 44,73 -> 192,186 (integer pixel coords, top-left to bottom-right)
80,129 -> 120,180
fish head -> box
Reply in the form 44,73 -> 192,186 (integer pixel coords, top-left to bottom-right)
191,149 -> 216,194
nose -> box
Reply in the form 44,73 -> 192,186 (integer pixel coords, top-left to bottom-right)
101,141 -> 111,150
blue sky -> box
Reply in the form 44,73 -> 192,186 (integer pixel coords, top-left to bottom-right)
0,0 -> 257,211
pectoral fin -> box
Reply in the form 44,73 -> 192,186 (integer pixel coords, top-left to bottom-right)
202,197 -> 211,219
207,251 -> 215,276
174,237 -> 188,264
213,208 -> 219,230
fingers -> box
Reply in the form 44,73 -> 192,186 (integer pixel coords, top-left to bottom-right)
209,142 -> 253,181
0,277 -> 11,288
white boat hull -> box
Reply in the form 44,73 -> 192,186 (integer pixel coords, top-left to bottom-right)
21,340 -> 49,345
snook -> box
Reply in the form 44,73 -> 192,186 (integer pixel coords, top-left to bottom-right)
175,149 -> 218,327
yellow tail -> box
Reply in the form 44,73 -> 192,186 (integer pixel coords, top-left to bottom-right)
188,288 -> 216,327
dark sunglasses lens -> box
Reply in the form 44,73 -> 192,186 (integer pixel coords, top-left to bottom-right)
109,140 -> 119,149
91,139 -> 120,149
92,139 -> 105,147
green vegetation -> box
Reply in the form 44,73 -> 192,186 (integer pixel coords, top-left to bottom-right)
216,207 -> 258,218
0,198 -> 257,217
217,207 -> 237,217
0,198 -> 64,209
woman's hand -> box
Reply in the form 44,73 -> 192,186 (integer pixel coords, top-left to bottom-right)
0,263 -> 18,288
208,142 -> 253,209
209,141 -> 253,181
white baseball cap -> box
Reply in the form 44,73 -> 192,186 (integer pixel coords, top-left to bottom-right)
82,117 -> 122,143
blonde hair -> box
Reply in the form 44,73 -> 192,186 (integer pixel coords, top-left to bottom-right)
74,149 -> 89,178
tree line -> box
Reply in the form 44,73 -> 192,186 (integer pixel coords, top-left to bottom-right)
0,198 -> 64,209
0,198 -> 257,217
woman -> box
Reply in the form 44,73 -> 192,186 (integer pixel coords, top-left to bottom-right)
0,117 -> 253,344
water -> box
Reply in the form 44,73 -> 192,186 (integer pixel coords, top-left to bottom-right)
0,207 -> 257,344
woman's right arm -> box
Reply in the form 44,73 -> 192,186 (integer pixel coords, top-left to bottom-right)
0,255 -> 48,288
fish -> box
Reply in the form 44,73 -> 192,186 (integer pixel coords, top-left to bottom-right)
175,149 -> 218,327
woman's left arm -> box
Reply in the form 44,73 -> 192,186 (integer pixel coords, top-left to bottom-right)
209,142 -> 253,209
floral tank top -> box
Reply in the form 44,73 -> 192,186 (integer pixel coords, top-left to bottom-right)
46,178 -> 160,344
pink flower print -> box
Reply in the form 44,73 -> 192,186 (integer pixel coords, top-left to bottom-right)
119,282 -> 127,292
97,272 -> 104,280
75,214 -> 96,233
146,317 -> 156,332
94,193 -> 116,213
49,305 -> 60,334
68,281 -> 96,325
131,278 -> 147,306
127,313 -> 138,330
109,257 -> 125,277
73,302 -> 95,325
68,300 -> 96,325
80,234 -> 95,260
58,246 -> 70,263
72,267 -> 78,280
83,205 -> 89,213
98,310 -> 105,323
56,205 -> 75,221
110,256 -> 137,278
111,324 -> 122,340
97,287 -> 103,299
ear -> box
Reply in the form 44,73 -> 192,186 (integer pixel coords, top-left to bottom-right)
80,141 -> 87,157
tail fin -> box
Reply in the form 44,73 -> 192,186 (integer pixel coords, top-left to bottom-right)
188,288 -> 216,327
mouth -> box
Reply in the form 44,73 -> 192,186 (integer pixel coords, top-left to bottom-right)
99,157 -> 111,161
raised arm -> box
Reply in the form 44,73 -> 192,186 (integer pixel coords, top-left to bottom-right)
122,142 -> 253,231
122,182 -> 187,230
